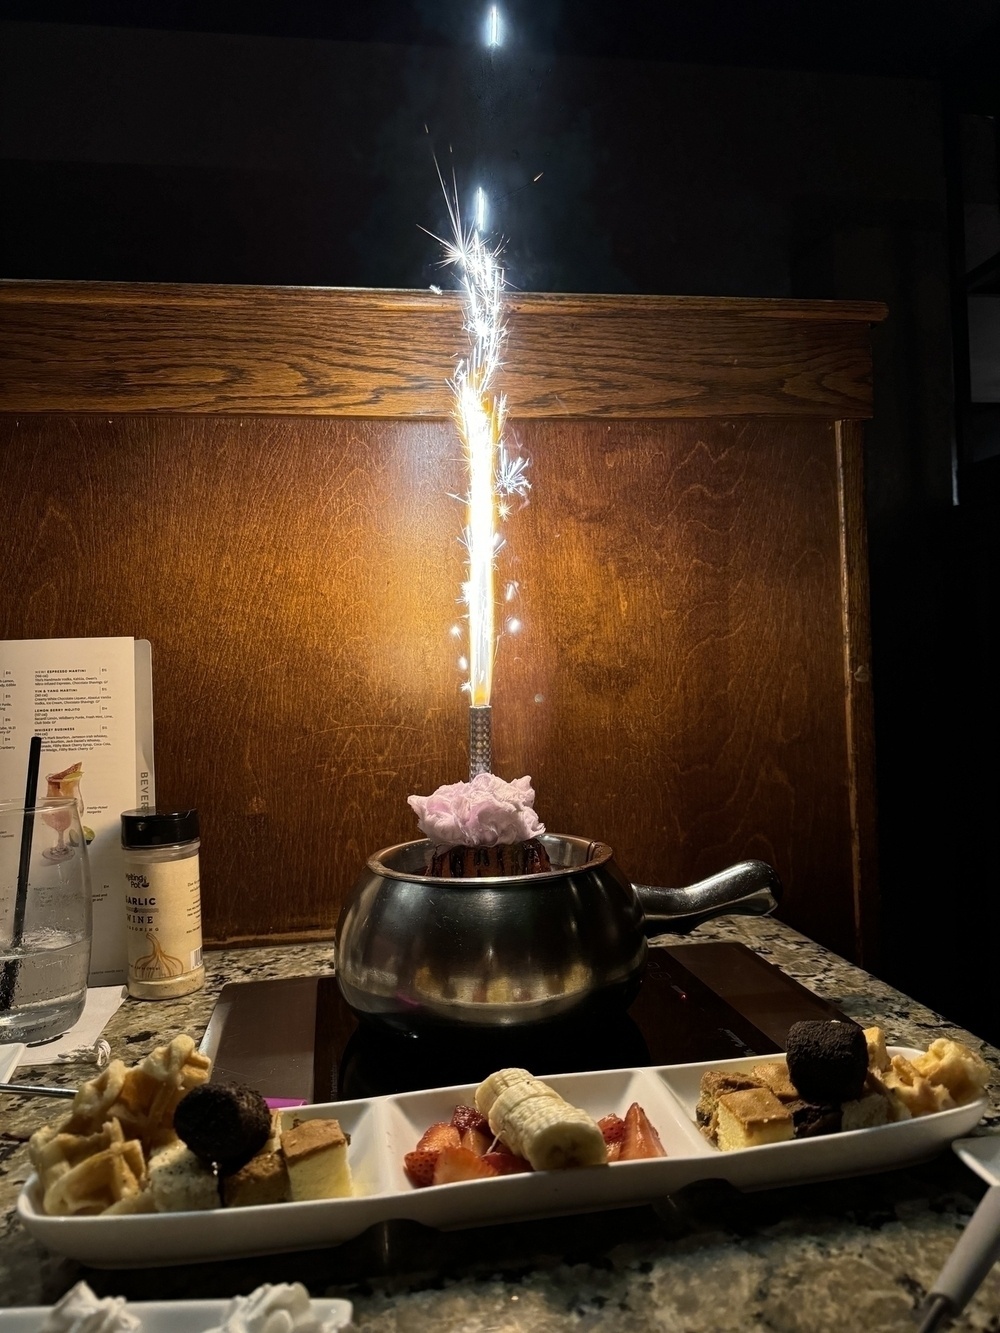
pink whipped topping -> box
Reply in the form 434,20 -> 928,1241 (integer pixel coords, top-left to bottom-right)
407,773 -> 545,848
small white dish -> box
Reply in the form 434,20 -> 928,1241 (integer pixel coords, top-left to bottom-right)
17,1049 -> 987,1269
954,1134 -> 1000,1186
0,1299 -> 353,1333
0,1042 -> 27,1082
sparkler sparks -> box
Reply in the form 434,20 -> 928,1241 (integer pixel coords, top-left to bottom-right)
423,156 -> 532,775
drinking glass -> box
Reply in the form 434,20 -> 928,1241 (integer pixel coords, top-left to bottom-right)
0,797 -> 93,1043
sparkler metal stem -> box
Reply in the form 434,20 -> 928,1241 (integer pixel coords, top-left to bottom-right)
468,704 -> 493,779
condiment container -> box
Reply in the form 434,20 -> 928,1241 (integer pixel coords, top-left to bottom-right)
121,808 -> 204,999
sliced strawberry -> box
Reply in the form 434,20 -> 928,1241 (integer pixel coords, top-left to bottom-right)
483,1151 -> 532,1175
460,1126 -> 493,1157
432,1145 -> 500,1185
415,1121 -> 461,1154
619,1102 -> 667,1161
451,1104 -> 491,1137
598,1114 -> 626,1161
598,1113 -> 626,1144
404,1149 -> 438,1188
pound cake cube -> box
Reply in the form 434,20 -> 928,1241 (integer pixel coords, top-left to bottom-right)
751,1061 -> 799,1103
696,1069 -> 764,1130
280,1118 -> 353,1201
222,1150 -> 291,1207
715,1088 -> 794,1152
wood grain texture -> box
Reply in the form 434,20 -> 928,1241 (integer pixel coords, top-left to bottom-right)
0,282 -> 886,419
836,418 -> 880,970
0,412 -> 863,959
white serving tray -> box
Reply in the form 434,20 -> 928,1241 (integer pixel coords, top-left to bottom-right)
0,1042 -> 27,1082
0,1300 -> 353,1333
18,1049 -> 987,1268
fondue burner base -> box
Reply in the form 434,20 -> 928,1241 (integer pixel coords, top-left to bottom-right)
201,943 -> 848,1102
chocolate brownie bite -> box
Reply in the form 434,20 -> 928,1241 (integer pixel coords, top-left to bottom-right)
785,1020 -> 868,1105
789,1099 -> 842,1138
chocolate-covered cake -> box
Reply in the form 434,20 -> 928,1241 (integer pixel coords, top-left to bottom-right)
174,1082 -> 271,1173
785,1020 -> 868,1105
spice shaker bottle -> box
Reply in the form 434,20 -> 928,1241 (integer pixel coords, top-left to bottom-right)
121,808 -> 205,999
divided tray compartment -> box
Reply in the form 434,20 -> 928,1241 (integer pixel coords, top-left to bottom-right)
18,1050 -> 988,1268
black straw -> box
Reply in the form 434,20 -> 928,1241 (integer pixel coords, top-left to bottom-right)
0,735 -> 43,1012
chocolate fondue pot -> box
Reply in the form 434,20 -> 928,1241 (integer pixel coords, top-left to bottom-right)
335,834 -> 781,1031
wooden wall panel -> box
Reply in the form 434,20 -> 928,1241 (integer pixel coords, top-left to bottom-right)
0,411 -> 858,958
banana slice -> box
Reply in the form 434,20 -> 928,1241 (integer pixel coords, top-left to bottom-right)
474,1067 -> 541,1116
475,1068 -> 607,1171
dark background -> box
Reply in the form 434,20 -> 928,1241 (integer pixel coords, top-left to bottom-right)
1,1 -> 998,1039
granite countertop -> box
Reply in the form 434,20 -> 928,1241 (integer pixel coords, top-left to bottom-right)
3,917 -> 1000,1331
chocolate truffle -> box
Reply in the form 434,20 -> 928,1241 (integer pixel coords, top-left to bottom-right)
173,1082 -> 271,1173
786,1020 -> 868,1105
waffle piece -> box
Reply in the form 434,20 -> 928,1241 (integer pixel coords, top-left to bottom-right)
786,1021 -> 868,1105
62,1061 -> 129,1137
863,1026 -> 891,1073
877,1054 -> 955,1117
30,1120 -> 117,1197
29,1118 -> 147,1215
63,1035 -> 211,1148
36,1121 -> 147,1217
147,1139 -> 220,1212
751,1061 -> 799,1103
912,1039 -> 990,1106
714,1088 -> 794,1151
104,1188 -> 159,1216
695,1069 -> 765,1133
118,1035 -> 213,1147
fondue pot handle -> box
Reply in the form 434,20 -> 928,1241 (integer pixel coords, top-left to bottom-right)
632,859 -> 782,934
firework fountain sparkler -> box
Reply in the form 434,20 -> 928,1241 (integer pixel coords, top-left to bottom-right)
425,163 -> 531,780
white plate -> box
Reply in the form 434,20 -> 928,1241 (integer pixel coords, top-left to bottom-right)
18,1048 -> 987,1268
0,1299 -> 353,1333
953,1135 -> 1000,1186
0,1042 -> 27,1081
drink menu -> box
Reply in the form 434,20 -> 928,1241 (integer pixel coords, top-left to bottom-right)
0,637 -> 155,984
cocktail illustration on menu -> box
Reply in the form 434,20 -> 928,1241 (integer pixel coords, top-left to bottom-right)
40,761 -> 94,861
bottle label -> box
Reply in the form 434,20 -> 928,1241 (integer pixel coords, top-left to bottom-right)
124,856 -> 203,984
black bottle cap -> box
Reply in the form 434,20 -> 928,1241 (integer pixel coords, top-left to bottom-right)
121,808 -> 199,848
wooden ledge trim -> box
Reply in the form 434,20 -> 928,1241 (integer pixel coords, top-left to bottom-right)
0,281 -> 885,418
